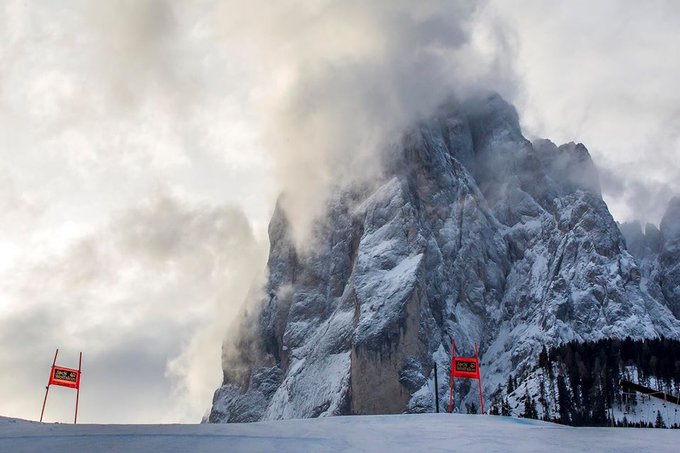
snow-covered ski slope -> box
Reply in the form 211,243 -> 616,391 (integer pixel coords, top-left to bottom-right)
1,414 -> 677,452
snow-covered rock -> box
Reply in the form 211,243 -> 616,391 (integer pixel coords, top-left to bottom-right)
621,197 -> 680,319
209,93 -> 680,422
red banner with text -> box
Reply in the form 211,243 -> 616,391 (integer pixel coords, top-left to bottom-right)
49,366 -> 81,389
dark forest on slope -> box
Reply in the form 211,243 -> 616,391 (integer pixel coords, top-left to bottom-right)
490,338 -> 680,428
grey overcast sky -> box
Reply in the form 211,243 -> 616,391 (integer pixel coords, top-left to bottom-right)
1,0 -> 679,423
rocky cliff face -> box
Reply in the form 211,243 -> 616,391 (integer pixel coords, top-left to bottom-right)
209,94 -> 680,423
621,197 -> 680,319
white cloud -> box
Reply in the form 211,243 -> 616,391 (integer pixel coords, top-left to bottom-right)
217,0 -> 517,244
485,0 -> 680,222
0,191 -> 266,423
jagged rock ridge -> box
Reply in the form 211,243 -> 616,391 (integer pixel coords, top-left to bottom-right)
209,93 -> 680,423
620,197 -> 680,319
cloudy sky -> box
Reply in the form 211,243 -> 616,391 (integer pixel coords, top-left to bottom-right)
1,0 -> 678,423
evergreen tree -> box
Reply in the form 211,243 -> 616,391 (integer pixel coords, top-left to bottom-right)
489,401 -> 500,416
521,391 -> 538,419
501,398 -> 511,416
655,410 -> 666,429
538,346 -> 549,369
506,375 -> 514,394
539,379 -> 549,420
556,374 -> 571,424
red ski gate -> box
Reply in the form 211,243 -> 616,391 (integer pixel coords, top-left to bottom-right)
448,341 -> 484,414
40,349 -> 82,424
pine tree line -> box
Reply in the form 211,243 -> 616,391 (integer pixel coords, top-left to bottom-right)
489,337 -> 680,428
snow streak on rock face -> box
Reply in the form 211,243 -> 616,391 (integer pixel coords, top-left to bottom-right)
209,94 -> 680,423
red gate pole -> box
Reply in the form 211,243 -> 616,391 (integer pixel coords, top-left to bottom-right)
448,340 -> 456,413
74,352 -> 82,424
40,349 -> 59,422
448,375 -> 454,413
475,343 -> 484,414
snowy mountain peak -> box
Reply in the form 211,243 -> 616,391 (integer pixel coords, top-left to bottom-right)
209,93 -> 680,423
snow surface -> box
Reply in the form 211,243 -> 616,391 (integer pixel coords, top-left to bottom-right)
1,414 -> 678,453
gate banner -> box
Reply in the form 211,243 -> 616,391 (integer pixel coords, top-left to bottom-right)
452,358 -> 479,380
49,366 -> 80,389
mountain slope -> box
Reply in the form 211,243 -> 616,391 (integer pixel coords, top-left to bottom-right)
210,93 -> 680,423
